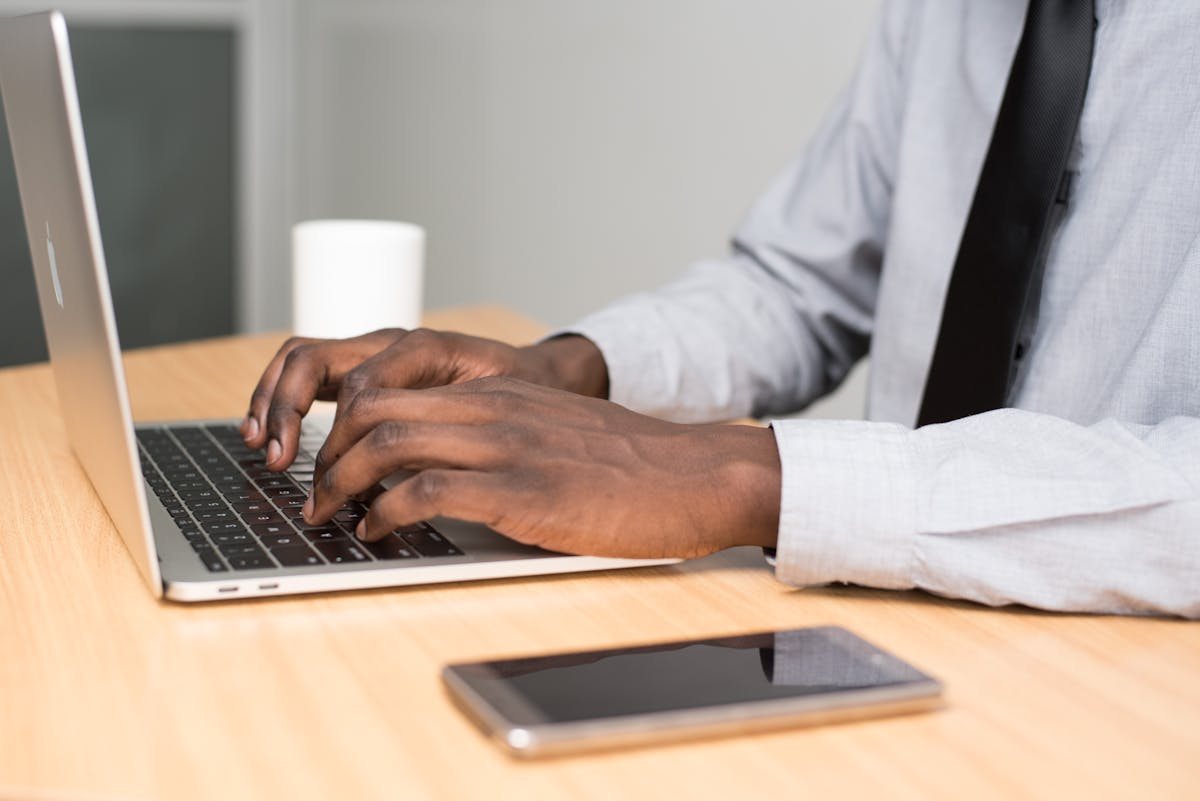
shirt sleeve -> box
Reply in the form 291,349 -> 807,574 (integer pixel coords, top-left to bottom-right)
557,1 -> 915,423
771,411 -> 1200,618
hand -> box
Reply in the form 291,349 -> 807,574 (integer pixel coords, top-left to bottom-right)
241,328 -> 609,469
301,377 -> 781,559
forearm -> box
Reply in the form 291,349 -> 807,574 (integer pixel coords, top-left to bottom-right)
770,411 -> 1200,617
553,254 -> 860,423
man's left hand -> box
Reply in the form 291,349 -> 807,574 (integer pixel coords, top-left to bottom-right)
301,377 -> 781,559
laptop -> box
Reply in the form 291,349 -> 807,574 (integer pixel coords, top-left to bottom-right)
0,10 -> 677,602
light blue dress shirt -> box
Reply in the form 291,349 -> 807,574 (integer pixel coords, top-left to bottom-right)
565,0 -> 1200,617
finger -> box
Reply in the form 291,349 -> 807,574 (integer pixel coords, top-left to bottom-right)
335,328 -> 458,405
313,381 -> 523,486
327,329 -> 466,438
354,469 -> 515,542
261,335 -> 399,469
306,421 -> 510,523
329,330 -> 528,433
244,336 -> 317,448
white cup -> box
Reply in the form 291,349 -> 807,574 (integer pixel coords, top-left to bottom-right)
291,219 -> 425,340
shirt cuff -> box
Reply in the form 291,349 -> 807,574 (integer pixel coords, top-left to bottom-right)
769,418 -> 919,591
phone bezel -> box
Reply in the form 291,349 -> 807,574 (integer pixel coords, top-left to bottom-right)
442,626 -> 943,757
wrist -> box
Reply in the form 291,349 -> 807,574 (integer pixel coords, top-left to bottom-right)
521,335 -> 610,398
712,424 -> 781,550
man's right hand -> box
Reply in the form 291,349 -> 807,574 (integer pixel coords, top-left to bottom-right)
241,328 -> 609,471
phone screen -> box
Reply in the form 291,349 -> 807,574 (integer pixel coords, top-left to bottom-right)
448,627 -> 934,725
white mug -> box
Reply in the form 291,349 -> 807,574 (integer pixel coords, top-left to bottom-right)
291,219 -> 425,340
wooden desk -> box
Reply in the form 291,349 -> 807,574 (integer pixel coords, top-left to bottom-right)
1,306 -> 1196,801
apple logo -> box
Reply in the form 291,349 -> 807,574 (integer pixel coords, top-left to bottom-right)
46,221 -> 64,308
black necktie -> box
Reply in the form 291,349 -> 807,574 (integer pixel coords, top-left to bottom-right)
916,0 -> 1096,427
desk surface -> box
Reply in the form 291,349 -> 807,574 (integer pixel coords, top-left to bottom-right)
1,306 -> 1197,801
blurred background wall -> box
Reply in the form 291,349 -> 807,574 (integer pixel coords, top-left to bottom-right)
0,0 -> 877,416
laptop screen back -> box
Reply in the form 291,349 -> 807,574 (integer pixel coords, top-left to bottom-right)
0,11 -> 161,595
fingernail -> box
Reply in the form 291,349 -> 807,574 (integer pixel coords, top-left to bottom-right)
302,495 -> 314,522
244,416 -> 259,441
356,520 -> 367,541
266,438 -> 281,465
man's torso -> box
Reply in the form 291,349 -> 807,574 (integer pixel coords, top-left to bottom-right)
871,0 -> 1200,427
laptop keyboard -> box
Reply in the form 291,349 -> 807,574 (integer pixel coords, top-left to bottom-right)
137,424 -> 464,572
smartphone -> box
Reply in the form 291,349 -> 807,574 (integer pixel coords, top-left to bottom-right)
442,626 -> 943,757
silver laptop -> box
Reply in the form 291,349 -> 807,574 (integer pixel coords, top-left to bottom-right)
0,10 -> 677,602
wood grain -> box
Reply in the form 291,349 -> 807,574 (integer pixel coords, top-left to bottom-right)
0,305 -> 1196,801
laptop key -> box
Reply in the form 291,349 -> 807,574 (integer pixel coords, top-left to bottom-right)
187,538 -> 214,554
258,532 -> 307,549
254,475 -> 296,490
302,527 -> 347,542
270,544 -> 324,567
333,507 -> 366,526
210,531 -> 254,546
242,511 -> 286,526
205,424 -> 240,437
232,499 -> 274,515
363,536 -> 419,560
264,486 -> 304,500
203,520 -> 248,535
192,546 -> 228,572
229,553 -> 276,571
216,479 -> 260,494
162,467 -> 201,480
218,542 -> 266,557
251,522 -> 295,538
400,527 -> 463,557
179,488 -> 219,503
191,455 -> 232,471
314,540 -> 370,564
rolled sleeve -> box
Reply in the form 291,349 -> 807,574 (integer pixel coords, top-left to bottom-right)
552,301 -> 685,418
768,411 -> 1200,617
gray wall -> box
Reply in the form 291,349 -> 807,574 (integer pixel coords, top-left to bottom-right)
290,0 -> 879,418
292,1 -> 878,326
